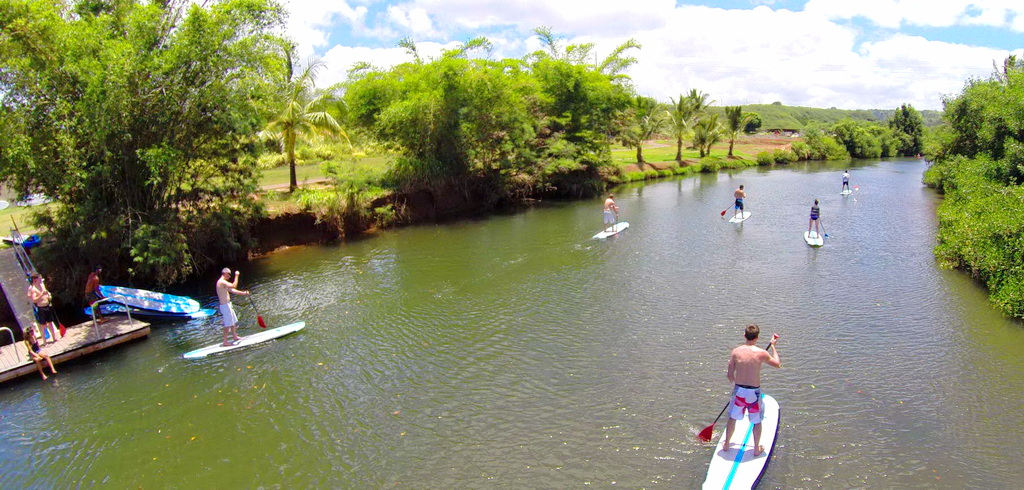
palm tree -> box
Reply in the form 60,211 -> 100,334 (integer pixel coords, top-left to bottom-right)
665,89 -> 714,162
723,106 -> 753,157
262,52 -> 348,192
620,96 -> 666,165
692,114 -> 722,158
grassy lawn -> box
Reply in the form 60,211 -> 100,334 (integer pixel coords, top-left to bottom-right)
257,155 -> 392,189
0,203 -> 46,236
610,135 -> 793,168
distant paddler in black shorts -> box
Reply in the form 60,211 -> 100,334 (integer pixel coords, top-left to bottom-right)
216,268 -> 250,346
733,185 -> 746,219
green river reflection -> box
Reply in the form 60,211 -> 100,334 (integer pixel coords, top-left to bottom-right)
2,159 -> 1023,488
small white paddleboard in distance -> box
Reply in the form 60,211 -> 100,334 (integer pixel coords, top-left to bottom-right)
804,231 -> 824,247
593,222 -> 629,239
840,189 -> 852,196
728,212 -> 752,223
702,393 -> 780,490
183,321 -> 305,359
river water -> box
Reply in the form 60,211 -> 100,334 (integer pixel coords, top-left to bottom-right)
2,159 -> 1023,488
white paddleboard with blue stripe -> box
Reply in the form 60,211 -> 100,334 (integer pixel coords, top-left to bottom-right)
702,393 -> 779,489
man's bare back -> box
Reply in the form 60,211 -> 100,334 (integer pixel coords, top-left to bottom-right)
728,344 -> 774,387
604,197 -> 617,212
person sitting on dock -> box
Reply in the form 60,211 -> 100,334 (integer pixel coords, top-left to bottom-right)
27,273 -> 60,344
83,265 -> 106,322
216,268 -> 250,346
24,327 -> 57,380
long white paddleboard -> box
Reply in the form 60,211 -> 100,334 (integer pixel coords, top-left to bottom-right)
804,231 -> 824,247
593,222 -> 629,239
183,321 -> 305,359
840,189 -> 852,196
728,212 -> 752,223
703,393 -> 780,490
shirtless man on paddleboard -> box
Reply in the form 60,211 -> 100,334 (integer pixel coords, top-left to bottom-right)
733,185 -> 746,219
603,194 -> 619,232
216,268 -> 250,346
723,324 -> 780,456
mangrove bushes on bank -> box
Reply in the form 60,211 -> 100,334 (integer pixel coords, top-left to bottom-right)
924,56 -> 1024,318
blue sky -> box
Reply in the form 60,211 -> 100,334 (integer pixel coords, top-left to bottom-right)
282,0 -> 1024,110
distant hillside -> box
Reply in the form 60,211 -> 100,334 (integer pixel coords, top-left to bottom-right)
710,103 -> 944,131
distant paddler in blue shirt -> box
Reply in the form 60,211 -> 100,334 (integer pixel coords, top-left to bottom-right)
603,194 -> 619,232
733,185 -> 746,219
216,268 -> 250,346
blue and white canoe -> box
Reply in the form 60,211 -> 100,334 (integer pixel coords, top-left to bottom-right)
85,303 -> 215,319
702,394 -> 780,489
99,285 -> 202,315
183,321 -> 305,359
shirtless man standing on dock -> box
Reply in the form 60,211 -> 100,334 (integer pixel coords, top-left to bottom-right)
216,268 -> 250,346
723,324 -> 780,456
27,273 -> 60,343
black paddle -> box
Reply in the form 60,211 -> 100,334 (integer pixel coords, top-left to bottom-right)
697,334 -> 779,442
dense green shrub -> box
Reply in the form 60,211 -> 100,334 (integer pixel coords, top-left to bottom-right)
790,141 -> 811,160
755,151 -> 774,165
771,149 -> 797,163
925,57 -> 1024,317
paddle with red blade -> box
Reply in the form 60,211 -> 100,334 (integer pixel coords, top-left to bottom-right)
697,334 -> 778,442
248,294 -> 267,329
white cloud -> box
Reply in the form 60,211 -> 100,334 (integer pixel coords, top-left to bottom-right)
286,1 -> 1024,109
281,0 -> 369,58
319,41 -> 464,87
405,0 -> 677,35
387,5 -> 438,36
804,0 -> 1024,30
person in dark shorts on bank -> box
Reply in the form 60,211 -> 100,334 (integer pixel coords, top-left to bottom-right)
83,265 -> 106,322
27,273 -> 60,344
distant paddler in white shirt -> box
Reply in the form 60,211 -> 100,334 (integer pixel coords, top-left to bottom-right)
216,268 -> 250,346
603,194 -> 620,232
842,170 -> 851,192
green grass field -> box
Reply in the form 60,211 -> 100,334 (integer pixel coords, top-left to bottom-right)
257,155 -> 392,189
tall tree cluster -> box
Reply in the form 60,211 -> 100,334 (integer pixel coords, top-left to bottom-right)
0,0 -> 287,288
344,28 -> 639,199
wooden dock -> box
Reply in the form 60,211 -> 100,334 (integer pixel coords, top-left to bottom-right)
0,247 -> 38,331
0,316 -> 150,384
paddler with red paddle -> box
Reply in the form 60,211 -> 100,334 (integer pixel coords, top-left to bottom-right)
216,268 -> 250,346
698,325 -> 780,456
